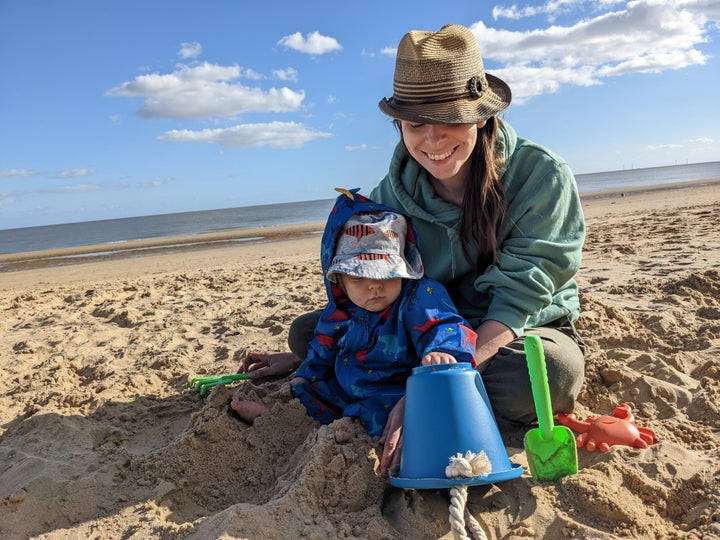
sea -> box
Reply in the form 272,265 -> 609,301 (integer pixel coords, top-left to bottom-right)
2,160 -> 719,257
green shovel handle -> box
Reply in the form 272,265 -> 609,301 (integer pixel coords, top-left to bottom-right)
524,335 -> 554,441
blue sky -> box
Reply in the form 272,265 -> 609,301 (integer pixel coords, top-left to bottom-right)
1,0 -> 719,229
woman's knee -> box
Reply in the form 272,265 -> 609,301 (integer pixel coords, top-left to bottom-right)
541,332 -> 585,413
482,329 -> 584,424
288,310 -> 322,358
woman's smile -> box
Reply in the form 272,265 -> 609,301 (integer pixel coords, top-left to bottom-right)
426,147 -> 456,162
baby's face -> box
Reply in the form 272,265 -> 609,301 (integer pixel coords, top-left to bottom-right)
338,275 -> 402,312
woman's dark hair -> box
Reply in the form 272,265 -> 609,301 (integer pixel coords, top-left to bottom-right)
396,117 -> 507,271
461,116 -> 507,270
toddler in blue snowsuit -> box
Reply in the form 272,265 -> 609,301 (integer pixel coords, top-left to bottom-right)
232,189 -> 477,436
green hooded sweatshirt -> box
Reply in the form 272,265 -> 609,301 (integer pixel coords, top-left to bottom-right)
370,121 -> 585,336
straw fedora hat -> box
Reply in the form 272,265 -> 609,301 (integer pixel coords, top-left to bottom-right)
378,24 -> 511,124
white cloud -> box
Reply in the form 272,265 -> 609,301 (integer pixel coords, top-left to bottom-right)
0,179 -> 156,213
277,31 -> 342,55
380,47 -> 397,56
689,137 -> 714,144
642,143 -> 684,151
243,68 -> 265,80
0,169 -> 40,179
178,41 -> 202,59
475,0 -> 718,103
158,121 -> 332,149
492,63 -> 600,102
345,144 -> 379,151
596,48 -> 707,76
140,179 -> 167,188
59,183 -> 103,192
492,0 -> 626,21
107,62 -> 305,118
273,67 -> 299,82
58,168 -> 95,178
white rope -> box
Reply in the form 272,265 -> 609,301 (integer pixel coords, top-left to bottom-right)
445,451 -> 491,540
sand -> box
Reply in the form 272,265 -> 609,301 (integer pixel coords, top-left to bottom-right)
1,180 -> 719,539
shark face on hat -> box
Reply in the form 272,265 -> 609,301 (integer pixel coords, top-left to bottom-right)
326,211 -> 424,283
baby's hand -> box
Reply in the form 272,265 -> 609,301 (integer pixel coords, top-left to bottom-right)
422,352 -> 458,366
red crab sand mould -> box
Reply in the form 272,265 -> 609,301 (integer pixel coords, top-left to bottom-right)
558,403 -> 657,453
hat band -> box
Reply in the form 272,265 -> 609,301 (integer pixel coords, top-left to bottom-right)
392,75 -> 487,105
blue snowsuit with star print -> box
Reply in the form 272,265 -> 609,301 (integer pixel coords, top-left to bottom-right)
291,190 -> 477,436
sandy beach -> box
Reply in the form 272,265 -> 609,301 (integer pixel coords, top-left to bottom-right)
1,179 -> 719,539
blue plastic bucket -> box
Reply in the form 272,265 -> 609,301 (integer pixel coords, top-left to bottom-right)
389,363 -> 523,489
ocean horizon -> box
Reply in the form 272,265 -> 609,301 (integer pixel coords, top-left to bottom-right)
2,160 -> 719,257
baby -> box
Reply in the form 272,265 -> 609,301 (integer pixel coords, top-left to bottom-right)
232,189 -> 477,436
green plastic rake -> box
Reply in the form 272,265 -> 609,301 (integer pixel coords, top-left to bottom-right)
189,373 -> 250,396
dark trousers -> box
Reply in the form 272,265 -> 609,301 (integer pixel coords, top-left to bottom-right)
288,310 -> 585,425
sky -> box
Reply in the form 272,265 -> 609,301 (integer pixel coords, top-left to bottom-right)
1,0 -> 719,230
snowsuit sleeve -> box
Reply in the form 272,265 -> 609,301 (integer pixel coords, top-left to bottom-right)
293,304 -> 344,382
401,277 -> 477,366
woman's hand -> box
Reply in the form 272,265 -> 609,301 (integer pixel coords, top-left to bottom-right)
238,351 -> 301,379
379,395 -> 406,477
281,376 -> 308,391
422,352 -> 458,366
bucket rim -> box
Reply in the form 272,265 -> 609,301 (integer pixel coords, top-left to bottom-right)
388,463 -> 524,489
411,362 -> 475,376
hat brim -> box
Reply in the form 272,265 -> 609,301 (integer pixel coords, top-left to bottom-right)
378,73 -> 511,124
327,252 -> 423,283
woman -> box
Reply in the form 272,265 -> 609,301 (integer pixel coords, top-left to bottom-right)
239,24 -> 585,476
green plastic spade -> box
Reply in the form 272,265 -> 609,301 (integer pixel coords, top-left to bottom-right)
523,335 -> 578,482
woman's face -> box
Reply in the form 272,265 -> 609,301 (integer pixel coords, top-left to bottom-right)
400,121 -> 485,184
